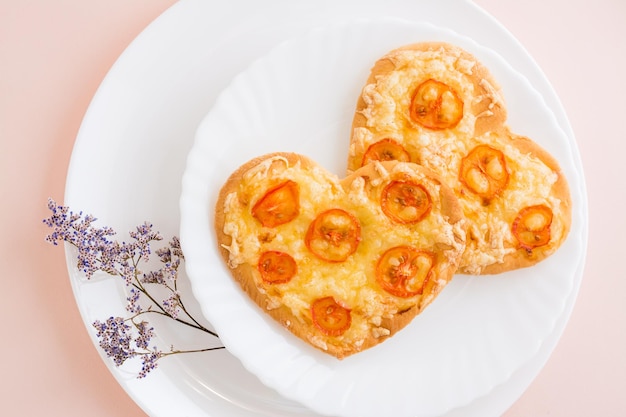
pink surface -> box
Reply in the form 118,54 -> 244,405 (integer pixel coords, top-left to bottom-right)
1,0 -> 623,416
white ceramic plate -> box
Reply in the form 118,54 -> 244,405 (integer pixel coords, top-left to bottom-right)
64,1 -> 588,417
180,18 -> 584,417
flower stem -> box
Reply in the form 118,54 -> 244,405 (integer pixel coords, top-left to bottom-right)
161,346 -> 226,357
44,199 -> 225,379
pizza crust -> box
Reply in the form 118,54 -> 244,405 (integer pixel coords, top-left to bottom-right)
214,152 -> 466,358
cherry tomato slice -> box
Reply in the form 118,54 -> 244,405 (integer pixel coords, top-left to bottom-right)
252,180 -> 299,228
311,296 -> 351,336
459,145 -> 509,200
409,79 -> 463,130
375,246 -> 435,298
512,205 -> 553,251
305,209 -> 361,262
361,138 -> 411,166
257,251 -> 297,284
381,180 -> 432,224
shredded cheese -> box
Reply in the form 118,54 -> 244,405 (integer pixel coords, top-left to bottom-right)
221,159 -> 462,346
352,45 -> 566,273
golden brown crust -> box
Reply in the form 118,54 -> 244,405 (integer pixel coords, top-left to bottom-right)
214,153 -> 465,358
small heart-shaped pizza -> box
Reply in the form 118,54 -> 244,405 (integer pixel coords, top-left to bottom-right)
215,152 -> 466,358
348,42 -> 571,274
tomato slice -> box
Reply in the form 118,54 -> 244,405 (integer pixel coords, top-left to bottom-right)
252,180 -> 299,228
381,180 -> 432,224
512,205 -> 553,251
459,145 -> 509,200
311,296 -> 351,336
361,138 -> 410,166
375,246 -> 435,298
409,79 -> 463,130
257,251 -> 297,284
305,209 -> 361,262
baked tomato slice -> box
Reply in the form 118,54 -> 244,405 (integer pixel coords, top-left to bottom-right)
512,205 -> 553,251
381,180 -> 432,224
459,145 -> 509,200
311,296 -> 351,336
375,246 -> 435,298
257,251 -> 297,284
361,138 -> 410,166
252,180 -> 299,227
305,209 -> 361,262
409,79 -> 463,130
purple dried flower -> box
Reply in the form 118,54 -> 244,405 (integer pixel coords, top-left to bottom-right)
162,292 -> 181,319
170,236 -> 184,259
126,288 -> 142,314
93,317 -> 135,367
92,316 -> 163,378
43,199 -> 119,278
141,270 -> 166,285
119,261 -> 136,286
45,198 -> 224,378
129,222 -> 162,262
156,246 -> 172,263
155,237 -> 184,283
138,349 -> 162,379
43,199 -> 84,245
135,321 -> 155,350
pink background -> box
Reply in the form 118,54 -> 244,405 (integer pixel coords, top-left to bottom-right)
1,0 -> 624,416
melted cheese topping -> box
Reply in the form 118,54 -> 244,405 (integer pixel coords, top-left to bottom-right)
221,157 -> 463,349
455,133 -> 566,272
352,47 -> 566,273
354,47 -> 486,158
351,48 -> 503,166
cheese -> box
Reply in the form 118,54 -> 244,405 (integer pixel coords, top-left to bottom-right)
221,159 -> 461,347
478,78 -> 505,113
352,45 -> 566,273
360,48 -> 478,142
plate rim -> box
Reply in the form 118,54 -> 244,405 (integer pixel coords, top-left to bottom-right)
63,1 -> 589,417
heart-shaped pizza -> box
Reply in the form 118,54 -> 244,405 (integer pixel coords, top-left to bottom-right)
215,152 -> 466,358
348,42 -> 572,274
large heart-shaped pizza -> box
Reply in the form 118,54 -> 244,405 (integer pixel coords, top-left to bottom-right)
215,152 -> 466,358
348,42 -> 572,274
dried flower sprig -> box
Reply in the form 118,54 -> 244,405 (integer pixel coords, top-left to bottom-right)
43,198 -> 224,378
